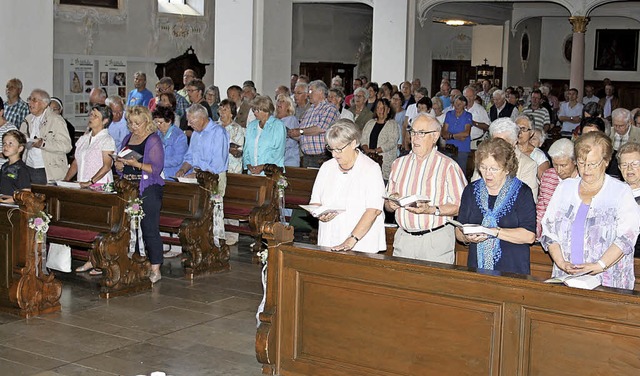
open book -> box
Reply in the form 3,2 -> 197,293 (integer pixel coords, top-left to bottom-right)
111,148 -> 143,161
383,194 -> 430,208
447,219 -> 495,236
176,177 -> 198,184
299,204 -> 346,218
55,181 -> 82,189
544,271 -> 601,290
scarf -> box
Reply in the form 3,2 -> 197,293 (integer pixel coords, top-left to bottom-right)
473,176 -> 522,270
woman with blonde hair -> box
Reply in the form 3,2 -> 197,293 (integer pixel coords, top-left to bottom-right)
276,94 -> 301,167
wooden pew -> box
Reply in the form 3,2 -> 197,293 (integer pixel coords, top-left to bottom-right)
281,167 -> 318,210
32,179 -> 151,298
0,191 -> 61,317
257,222 -> 640,375
159,170 -> 230,279
224,164 -> 281,252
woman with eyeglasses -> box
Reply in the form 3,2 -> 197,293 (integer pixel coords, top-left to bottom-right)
515,116 -> 549,181
541,132 -> 640,289
152,105 -> 187,179
616,142 -> 640,257
243,95 -> 286,175
309,119 -> 386,252
456,137 -> 536,275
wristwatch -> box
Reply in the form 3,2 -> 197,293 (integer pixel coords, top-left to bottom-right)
570,116 -> 574,120
434,206 -> 440,216
299,128 -> 305,135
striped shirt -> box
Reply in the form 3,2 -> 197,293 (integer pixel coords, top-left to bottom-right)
535,167 -> 560,239
299,100 -> 340,155
387,149 -> 467,231
522,106 -> 550,129
5,99 -> 29,129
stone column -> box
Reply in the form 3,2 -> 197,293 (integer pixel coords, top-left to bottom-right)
568,16 -> 590,100
371,0 -> 408,84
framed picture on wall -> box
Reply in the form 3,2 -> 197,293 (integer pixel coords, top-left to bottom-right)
594,29 -> 639,71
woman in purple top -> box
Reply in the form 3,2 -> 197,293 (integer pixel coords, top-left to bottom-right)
115,106 -> 165,284
442,95 -> 473,174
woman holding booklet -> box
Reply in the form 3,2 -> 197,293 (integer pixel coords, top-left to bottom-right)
456,137 -> 536,274
65,104 -> 116,275
309,119 -> 386,252
540,132 -> 640,289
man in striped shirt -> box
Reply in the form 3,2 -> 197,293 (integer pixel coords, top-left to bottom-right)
385,114 -> 468,263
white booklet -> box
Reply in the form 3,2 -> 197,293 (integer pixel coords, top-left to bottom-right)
299,204 -> 346,218
544,270 -> 600,290
55,181 -> 82,189
382,194 -> 430,208
176,177 -> 198,184
447,219 -> 495,236
111,148 -> 143,161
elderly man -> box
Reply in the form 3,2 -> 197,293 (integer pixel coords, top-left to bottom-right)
598,84 -> 620,120
343,78 -> 363,110
477,79 -> 492,109
522,89 -> 551,131
105,95 -> 127,150
583,85 -> 599,105
463,86 -> 491,152
489,90 -> 518,122
399,81 -> 414,109
608,108 -> 640,178
242,85 -> 257,102
89,87 -> 107,106
293,82 -> 310,121
471,118 -> 538,201
127,72 -> 153,107
175,104 -> 229,192
177,69 -> 196,102
411,78 -> 421,93
227,85 -> 252,127
157,76 -> 189,119
289,80 -> 339,167
4,78 -> 29,127
180,79 -> 214,134
19,89 -> 72,183
385,114 -> 467,263
439,81 -> 452,109
557,88 -> 583,137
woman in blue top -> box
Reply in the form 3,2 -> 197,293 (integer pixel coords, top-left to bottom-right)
276,94 -> 300,167
442,95 -> 473,173
243,96 -> 286,175
152,105 -> 187,179
115,106 -> 165,283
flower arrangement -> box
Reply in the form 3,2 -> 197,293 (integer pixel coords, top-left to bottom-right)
28,211 -> 51,243
125,198 -> 144,218
276,176 -> 288,191
102,182 -> 115,193
210,193 -> 223,205
257,249 -> 268,264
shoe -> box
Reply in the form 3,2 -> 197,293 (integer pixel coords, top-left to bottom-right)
89,268 -> 103,276
75,262 -> 93,273
149,271 -> 162,284
164,250 -> 181,258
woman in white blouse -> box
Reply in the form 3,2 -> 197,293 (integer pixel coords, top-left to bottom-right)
516,115 -> 549,180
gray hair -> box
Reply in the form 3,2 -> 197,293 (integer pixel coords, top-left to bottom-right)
413,113 -> 441,132
515,115 -> 532,129
31,89 -> 50,105
294,82 -> 308,92
548,138 -> 575,160
309,80 -> 328,97
489,117 -> 519,144
492,89 -> 505,100
463,85 -> 476,96
612,108 -> 631,123
134,71 -> 146,81
105,95 -> 123,109
415,87 -> 429,97
354,87 -> 368,100
532,126 -> 547,144
186,103 -> 210,120
618,141 -> 640,161
329,88 -> 345,101
325,119 -> 361,147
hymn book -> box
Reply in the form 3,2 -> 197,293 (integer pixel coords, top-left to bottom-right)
299,205 -> 346,218
382,194 -> 430,208
447,219 -> 496,236
544,271 -> 601,290
111,148 -> 143,162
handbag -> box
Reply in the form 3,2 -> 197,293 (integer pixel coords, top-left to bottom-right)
46,243 -> 72,273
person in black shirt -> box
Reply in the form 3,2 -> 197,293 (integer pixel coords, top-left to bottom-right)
0,130 -> 30,202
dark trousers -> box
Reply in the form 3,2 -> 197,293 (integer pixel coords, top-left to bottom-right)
141,184 -> 163,265
302,153 -> 329,168
29,168 -> 47,184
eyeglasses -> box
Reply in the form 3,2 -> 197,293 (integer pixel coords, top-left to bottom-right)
519,127 -> 531,133
27,97 -> 41,103
478,165 -> 502,174
408,129 -> 437,138
620,160 -> 640,169
576,159 -> 604,169
326,142 -> 351,153
186,89 -> 199,93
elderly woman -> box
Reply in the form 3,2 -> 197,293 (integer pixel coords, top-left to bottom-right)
205,85 -> 220,122
457,137 -> 536,274
243,95 -> 286,174
535,139 -> 578,239
49,97 -> 76,163
115,106 -> 165,284
530,126 -> 546,149
365,82 -> 379,111
275,94 -> 300,167
361,99 -> 399,181
152,105 -> 187,179
516,116 -> 549,180
442,95 -> 473,173
431,96 -> 446,125
618,142 -> 640,257
541,132 -> 640,289
216,99 -> 244,174
348,87 -> 374,131
310,119 -> 386,252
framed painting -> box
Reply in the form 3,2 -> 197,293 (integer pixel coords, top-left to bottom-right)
594,29 -> 639,71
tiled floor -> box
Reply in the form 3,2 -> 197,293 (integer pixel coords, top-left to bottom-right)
0,237 -> 266,376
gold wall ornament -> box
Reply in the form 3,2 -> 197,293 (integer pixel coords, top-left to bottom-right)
569,16 -> 590,33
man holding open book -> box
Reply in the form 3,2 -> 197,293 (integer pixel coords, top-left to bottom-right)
385,115 -> 467,263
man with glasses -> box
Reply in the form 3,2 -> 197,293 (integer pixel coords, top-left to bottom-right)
177,69 -> 196,103
385,115 -> 467,263
127,72 -> 153,108
4,78 -> 29,127
19,89 -> 72,183
290,80 -> 340,168
180,79 -> 214,136
106,95 -> 128,150
292,82 -> 310,121
608,108 -> 640,179
157,77 -> 188,119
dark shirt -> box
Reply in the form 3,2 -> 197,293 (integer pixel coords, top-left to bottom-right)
0,160 -> 31,196
369,121 -> 385,150
122,136 -> 148,177
458,180 -> 536,275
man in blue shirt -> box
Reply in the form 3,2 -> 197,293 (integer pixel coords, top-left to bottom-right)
127,72 -> 153,108
176,104 -> 229,193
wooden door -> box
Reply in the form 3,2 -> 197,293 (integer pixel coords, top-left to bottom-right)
299,62 -> 356,94
431,60 -> 473,96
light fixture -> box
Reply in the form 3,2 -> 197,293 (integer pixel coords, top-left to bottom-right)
432,17 -> 476,27
445,20 -> 466,26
